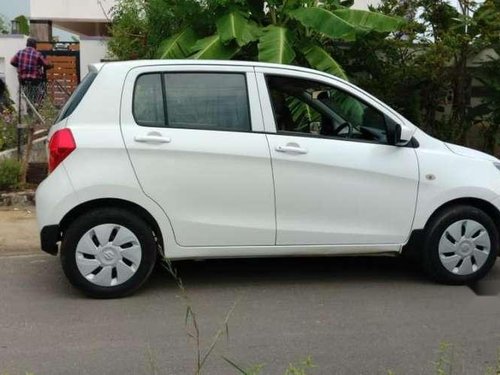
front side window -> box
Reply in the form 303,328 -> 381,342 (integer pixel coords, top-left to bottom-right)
164,73 -> 250,131
266,75 -> 388,143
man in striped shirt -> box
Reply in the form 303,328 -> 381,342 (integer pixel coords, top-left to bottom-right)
10,38 -> 52,107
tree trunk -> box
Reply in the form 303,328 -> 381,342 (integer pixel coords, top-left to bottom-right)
451,48 -> 470,144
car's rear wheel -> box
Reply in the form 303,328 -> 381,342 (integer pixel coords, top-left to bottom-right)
422,205 -> 498,284
60,208 -> 157,298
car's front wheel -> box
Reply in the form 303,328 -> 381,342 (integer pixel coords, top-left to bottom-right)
60,208 -> 157,298
422,205 -> 498,284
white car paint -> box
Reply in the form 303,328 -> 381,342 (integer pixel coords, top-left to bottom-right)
265,133 -> 419,245
445,142 -> 498,161
119,66 -> 275,247
36,60 -> 500,261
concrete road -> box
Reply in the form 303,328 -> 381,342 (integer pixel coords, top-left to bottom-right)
0,209 -> 499,375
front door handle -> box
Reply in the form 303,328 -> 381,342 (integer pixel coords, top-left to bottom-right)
134,135 -> 171,144
275,144 -> 308,154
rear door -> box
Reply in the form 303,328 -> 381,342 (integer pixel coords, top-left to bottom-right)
120,65 -> 275,247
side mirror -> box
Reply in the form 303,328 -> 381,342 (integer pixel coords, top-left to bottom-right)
386,118 -> 412,146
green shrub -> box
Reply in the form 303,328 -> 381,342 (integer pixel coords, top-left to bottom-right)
0,158 -> 21,191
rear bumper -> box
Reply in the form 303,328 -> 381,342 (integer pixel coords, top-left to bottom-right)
40,225 -> 60,255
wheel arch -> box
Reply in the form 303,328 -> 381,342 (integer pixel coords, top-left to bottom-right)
425,197 -> 500,232
404,197 -> 500,258
59,198 -> 165,255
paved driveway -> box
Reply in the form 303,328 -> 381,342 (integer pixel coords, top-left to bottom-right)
0,208 -> 499,375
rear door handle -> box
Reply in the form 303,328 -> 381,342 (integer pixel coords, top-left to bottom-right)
275,145 -> 308,154
134,135 -> 171,144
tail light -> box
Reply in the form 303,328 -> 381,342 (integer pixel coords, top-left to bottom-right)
48,128 -> 76,173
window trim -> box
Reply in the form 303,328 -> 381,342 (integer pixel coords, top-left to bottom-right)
264,73 -> 391,145
160,72 -> 168,125
266,129 -> 419,148
132,71 -> 252,132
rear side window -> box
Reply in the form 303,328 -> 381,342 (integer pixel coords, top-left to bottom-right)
56,71 -> 97,123
132,72 -> 250,131
164,73 -> 250,131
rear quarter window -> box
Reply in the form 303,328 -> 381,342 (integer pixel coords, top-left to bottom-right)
133,73 -> 165,127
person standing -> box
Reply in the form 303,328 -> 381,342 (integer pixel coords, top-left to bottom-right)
10,38 -> 52,108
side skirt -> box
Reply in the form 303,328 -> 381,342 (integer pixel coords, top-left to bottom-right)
163,243 -> 402,261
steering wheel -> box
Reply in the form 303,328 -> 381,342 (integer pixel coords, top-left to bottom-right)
333,122 -> 353,138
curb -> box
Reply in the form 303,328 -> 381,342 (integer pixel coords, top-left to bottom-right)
0,190 -> 35,207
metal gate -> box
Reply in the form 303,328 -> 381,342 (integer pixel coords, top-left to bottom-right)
38,42 -> 80,107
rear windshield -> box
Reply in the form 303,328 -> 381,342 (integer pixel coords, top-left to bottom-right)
55,71 -> 98,123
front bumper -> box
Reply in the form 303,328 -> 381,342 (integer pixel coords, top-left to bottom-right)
40,225 -> 60,255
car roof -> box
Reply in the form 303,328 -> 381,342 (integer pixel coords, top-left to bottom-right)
91,59 -> 345,83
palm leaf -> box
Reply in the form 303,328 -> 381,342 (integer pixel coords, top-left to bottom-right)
288,7 -> 403,41
302,45 -> 348,80
190,35 -> 240,60
332,9 -> 405,33
330,90 -> 365,127
258,25 -> 295,64
282,0 -> 301,12
157,28 -> 197,59
216,11 -> 261,47
288,97 -> 321,131
288,7 -> 358,41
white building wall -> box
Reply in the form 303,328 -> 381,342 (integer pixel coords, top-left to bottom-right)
80,37 -> 109,78
352,0 -> 381,10
30,0 -> 116,21
0,35 -> 28,107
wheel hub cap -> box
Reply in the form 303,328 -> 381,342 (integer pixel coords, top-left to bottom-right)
438,219 -> 491,276
75,223 -> 142,287
98,247 -> 120,266
457,240 -> 473,257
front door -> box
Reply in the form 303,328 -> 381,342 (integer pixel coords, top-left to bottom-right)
120,67 -> 275,247
260,72 -> 419,246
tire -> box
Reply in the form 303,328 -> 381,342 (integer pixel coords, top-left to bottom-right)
60,208 -> 157,298
422,205 -> 499,285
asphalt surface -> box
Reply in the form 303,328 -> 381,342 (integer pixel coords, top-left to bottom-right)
0,251 -> 499,375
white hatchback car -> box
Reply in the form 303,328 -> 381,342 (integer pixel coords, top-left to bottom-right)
37,60 -> 500,298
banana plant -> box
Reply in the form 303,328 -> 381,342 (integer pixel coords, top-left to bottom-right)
157,1 -> 404,81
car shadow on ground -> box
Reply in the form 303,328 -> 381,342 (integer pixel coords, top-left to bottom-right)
142,256 -> 430,293
142,255 -> 500,296
36,253 -> 499,298
31,254 -> 431,299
